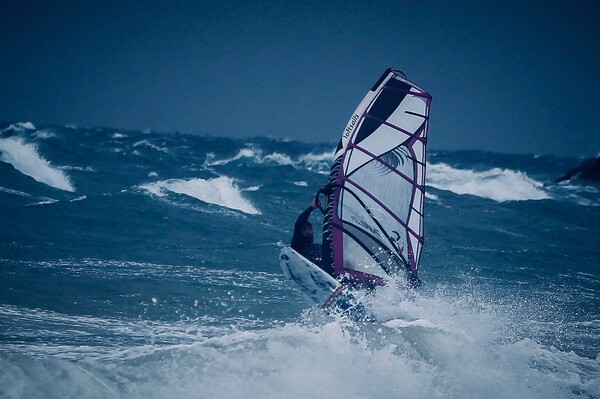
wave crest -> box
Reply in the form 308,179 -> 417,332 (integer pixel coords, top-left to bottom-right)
0,137 -> 75,192
140,176 -> 260,215
427,163 -> 549,202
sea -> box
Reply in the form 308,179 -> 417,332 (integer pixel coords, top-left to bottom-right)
0,122 -> 598,399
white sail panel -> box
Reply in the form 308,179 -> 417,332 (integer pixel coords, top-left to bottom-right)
322,68 -> 432,285
386,96 -> 428,134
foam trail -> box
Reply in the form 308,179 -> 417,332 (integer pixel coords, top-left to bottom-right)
0,137 -> 75,192
0,186 -> 31,197
427,163 -> 549,202
140,176 -> 260,215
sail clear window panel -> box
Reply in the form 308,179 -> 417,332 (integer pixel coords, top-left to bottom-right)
345,124 -> 410,175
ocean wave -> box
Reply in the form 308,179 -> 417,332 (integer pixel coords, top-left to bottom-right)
424,192 -> 439,201
0,121 -> 36,133
2,309 -> 596,399
427,163 -> 550,202
139,176 -> 260,215
0,137 -> 75,192
0,186 -> 31,197
133,140 -> 168,153
34,129 -> 56,139
550,181 -> 600,207
204,146 -> 333,173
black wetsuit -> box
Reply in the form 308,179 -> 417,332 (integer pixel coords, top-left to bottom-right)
291,206 -> 323,267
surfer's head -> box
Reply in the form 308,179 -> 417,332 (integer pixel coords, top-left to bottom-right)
301,221 -> 314,243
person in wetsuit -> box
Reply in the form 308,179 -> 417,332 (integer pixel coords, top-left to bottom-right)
291,200 -> 323,268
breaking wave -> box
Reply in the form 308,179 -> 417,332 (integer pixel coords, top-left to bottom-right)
427,163 -> 549,202
0,137 -> 75,192
139,176 -> 260,215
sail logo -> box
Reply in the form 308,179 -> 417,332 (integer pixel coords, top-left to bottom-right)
343,114 -> 359,139
351,215 -> 380,237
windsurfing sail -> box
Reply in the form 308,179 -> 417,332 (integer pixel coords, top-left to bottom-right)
321,68 -> 432,286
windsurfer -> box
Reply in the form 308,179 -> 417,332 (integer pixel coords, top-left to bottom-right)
291,200 -> 324,270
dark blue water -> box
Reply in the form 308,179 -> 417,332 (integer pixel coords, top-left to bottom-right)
1,122 -> 598,398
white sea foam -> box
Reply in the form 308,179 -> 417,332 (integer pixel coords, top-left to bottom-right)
0,121 -> 36,133
204,147 -> 333,173
548,181 -> 600,207
425,192 -> 439,201
299,150 -> 335,164
0,186 -> 31,197
133,140 -> 168,153
140,176 -> 260,215
26,198 -> 59,206
203,148 -> 260,166
294,181 -> 308,187
34,129 -> 56,139
2,300 -> 595,399
263,152 -> 294,165
427,163 -> 549,202
0,137 -> 75,192
112,133 -> 127,139
60,165 -> 95,172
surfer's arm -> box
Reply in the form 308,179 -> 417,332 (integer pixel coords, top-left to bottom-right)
291,204 -> 318,250
294,206 -> 315,230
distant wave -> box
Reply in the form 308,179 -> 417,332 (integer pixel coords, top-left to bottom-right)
139,176 -> 260,215
0,137 -> 75,192
427,163 -> 549,202
133,140 -> 168,153
0,121 -> 36,133
204,146 -> 333,173
34,129 -> 56,139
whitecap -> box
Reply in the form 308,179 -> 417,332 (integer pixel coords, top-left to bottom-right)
140,176 -> 260,215
263,152 -> 294,166
34,129 -> 56,139
427,163 -> 549,202
424,192 -> 439,201
0,122 -> 36,133
204,147 -> 333,173
133,140 -> 168,153
0,137 -> 75,192
203,148 -> 262,167
299,151 -> 334,164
